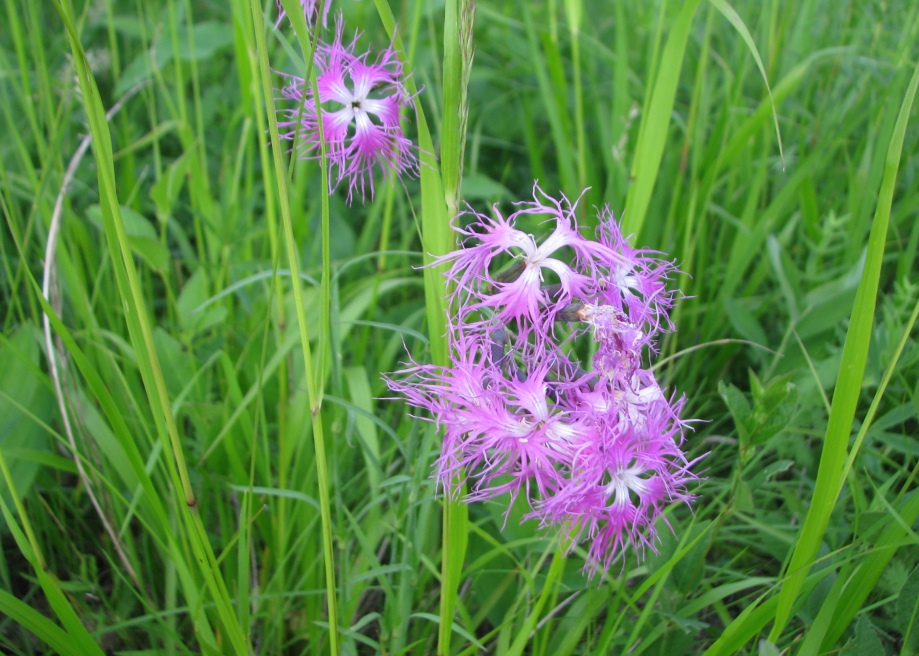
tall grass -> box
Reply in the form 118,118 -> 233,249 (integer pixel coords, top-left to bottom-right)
2,0 -> 918,654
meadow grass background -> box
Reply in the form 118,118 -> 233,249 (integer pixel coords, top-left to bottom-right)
2,0 -> 919,654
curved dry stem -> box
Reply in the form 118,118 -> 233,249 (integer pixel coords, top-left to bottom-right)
41,81 -> 148,587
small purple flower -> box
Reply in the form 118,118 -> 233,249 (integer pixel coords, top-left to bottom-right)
277,17 -> 419,202
459,364 -> 580,506
387,185 -> 700,575
275,0 -> 332,29
594,207 -> 678,334
539,392 -> 697,574
437,185 -> 621,336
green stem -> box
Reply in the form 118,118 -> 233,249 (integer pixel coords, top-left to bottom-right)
438,0 -> 473,651
506,547 -> 566,656
248,2 -> 340,652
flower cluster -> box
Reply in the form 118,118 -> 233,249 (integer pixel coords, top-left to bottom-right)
276,14 -> 418,203
387,185 -> 700,574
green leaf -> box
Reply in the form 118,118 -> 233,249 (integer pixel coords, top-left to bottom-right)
748,460 -> 795,490
797,252 -> 865,340
150,149 -> 192,217
758,639 -> 781,656
719,372 -> 798,451
749,373 -> 798,446
126,237 -> 169,271
172,22 -> 235,60
623,0 -> 704,238
177,268 -> 225,333
153,328 -> 197,399
0,588 -> 85,656
86,205 -> 168,271
897,565 -> 919,653
707,0 -> 783,165
461,173 -> 513,201
345,366 -> 382,494
735,479 -> 754,513
1,448 -> 78,475
725,297 -> 768,346
718,380 -> 752,446
797,490 -> 919,653
0,326 -> 55,532
115,22 -> 235,95
87,204 -> 155,239
842,615 -> 885,656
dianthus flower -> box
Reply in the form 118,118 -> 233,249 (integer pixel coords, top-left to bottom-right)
435,188 -> 620,337
277,17 -> 418,202
387,184 -> 700,575
275,0 -> 332,29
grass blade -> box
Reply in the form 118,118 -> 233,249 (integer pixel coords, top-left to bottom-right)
0,588 -> 86,656
707,0 -> 783,166
769,57 -> 919,642
622,0 -> 703,240
506,548 -> 565,656
0,450 -> 105,655
52,2 -> 250,652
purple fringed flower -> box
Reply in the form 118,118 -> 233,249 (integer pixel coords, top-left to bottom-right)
594,208 -> 679,334
435,186 -> 622,337
277,17 -> 419,202
275,0 -> 332,30
387,184 -> 700,576
540,390 -> 698,575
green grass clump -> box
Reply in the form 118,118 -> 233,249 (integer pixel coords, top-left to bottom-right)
1,0 -> 918,654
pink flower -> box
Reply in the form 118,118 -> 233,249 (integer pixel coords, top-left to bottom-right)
277,17 -> 418,202
387,186 -> 701,575
458,364 -> 581,507
540,392 -> 697,574
437,185 -> 620,337
593,207 -> 679,334
275,0 -> 332,29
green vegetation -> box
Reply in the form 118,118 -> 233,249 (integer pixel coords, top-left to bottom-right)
2,0 -> 918,653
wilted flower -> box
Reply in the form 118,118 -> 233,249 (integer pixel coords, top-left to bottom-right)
277,17 -> 418,202
387,184 -> 700,575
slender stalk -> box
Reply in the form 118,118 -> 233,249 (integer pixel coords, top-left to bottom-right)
247,2 -> 340,652
439,0 -> 474,651
41,82 -> 147,589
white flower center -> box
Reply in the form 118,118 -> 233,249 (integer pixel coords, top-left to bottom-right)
605,464 -> 650,508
